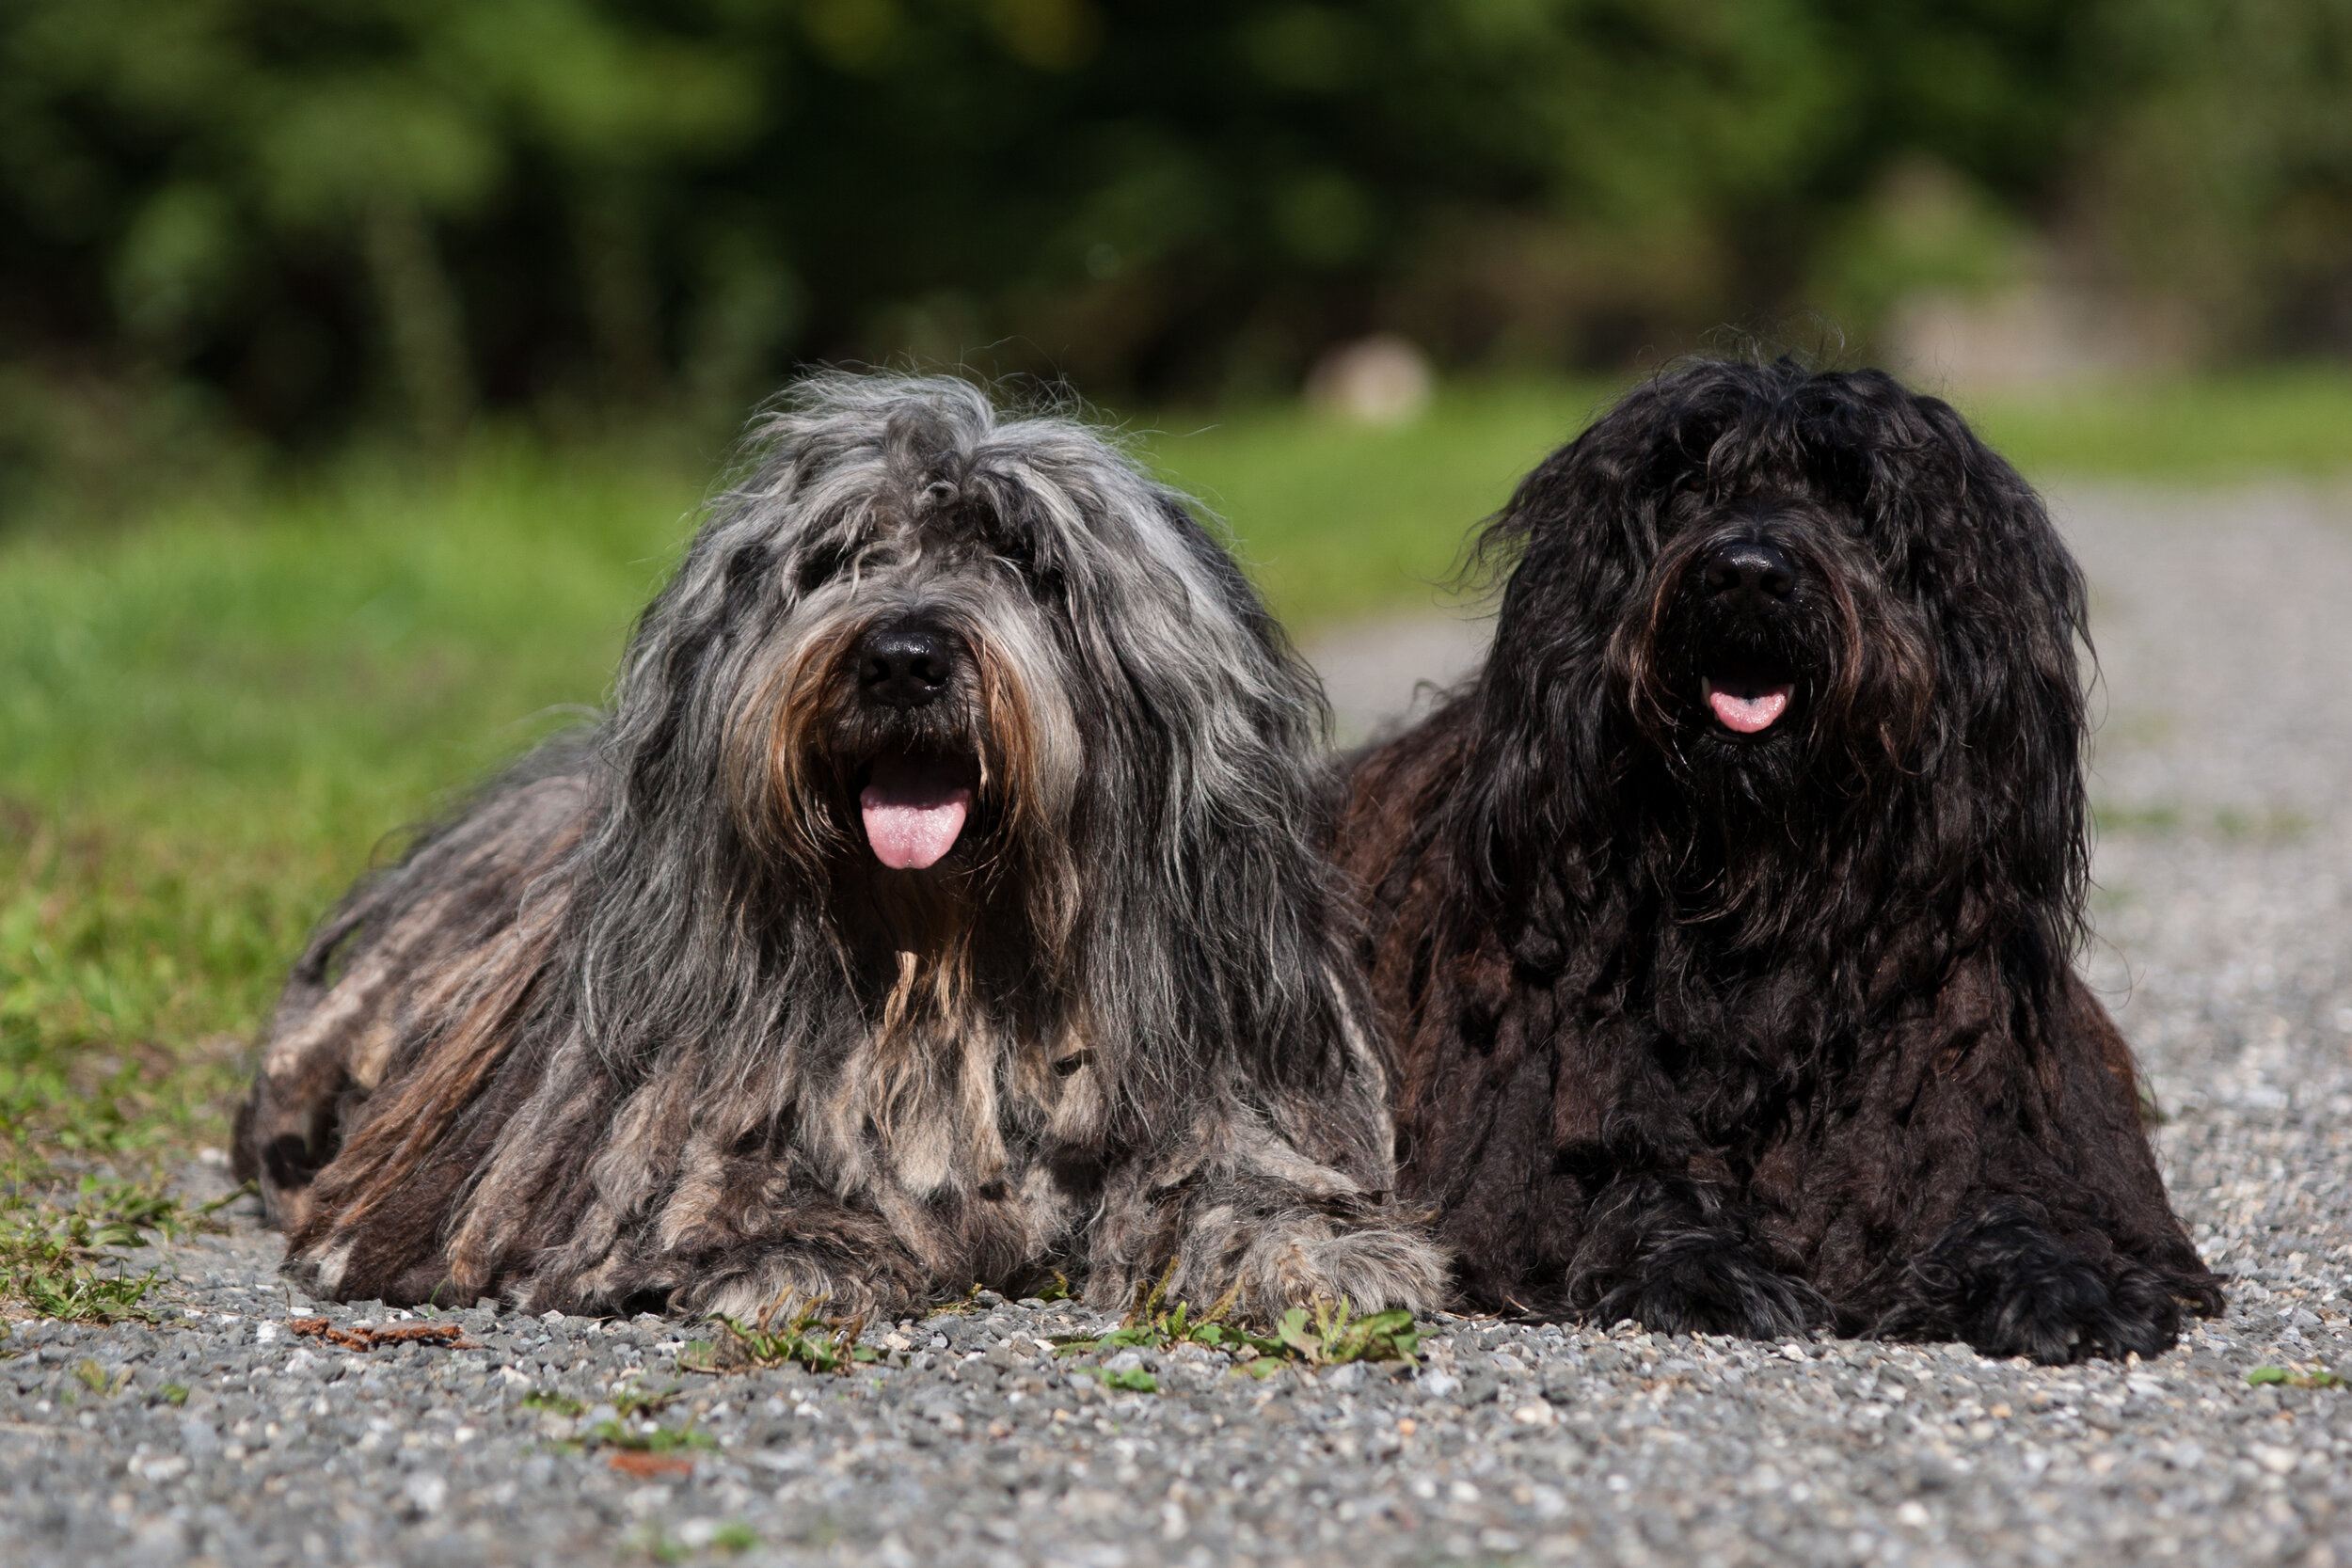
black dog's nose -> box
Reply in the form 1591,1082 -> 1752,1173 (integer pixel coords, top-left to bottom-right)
1701,541 -> 1796,605
858,623 -> 956,708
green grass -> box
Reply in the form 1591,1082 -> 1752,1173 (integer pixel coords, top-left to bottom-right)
1961,369 -> 2352,483
0,369 -> 2347,1202
0,1171 -> 237,1319
1137,379 -> 1617,625
0,436 -> 696,1173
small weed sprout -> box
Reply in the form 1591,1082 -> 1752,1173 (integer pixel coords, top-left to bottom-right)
1050,1263 -> 1423,1387
538,1383 -> 710,1456
709,1521 -> 759,1553
530,1379 -> 685,1449
681,1299 -> 879,1376
589,1418 -> 716,1455
2247,1365 -> 2344,1388
926,1282 -> 989,1316
1272,1297 -> 1422,1370
610,1382 -> 680,1418
635,1519 -> 756,1562
1090,1365 -> 1160,1393
72,1357 -> 132,1396
0,1172 -> 235,1323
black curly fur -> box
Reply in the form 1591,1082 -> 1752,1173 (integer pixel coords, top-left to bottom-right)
1332,357 -> 2223,1363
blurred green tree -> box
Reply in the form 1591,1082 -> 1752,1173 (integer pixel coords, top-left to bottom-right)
0,0 -> 2342,463
2078,0 -> 2352,357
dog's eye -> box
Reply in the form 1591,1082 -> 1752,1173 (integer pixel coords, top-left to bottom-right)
987,532 -> 1067,599
792,542 -> 850,594
1023,557 -> 1070,602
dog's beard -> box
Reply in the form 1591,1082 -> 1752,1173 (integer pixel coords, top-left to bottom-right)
1631,593 -> 1824,797
729,567 -> 1089,997
1586,509 -> 1941,947
817,680 -> 1006,955
735,616 -> 1001,911
1679,624 -> 1808,749
1618,513 -> 1930,808
1606,516 -> 1935,936
761,628 -> 1073,958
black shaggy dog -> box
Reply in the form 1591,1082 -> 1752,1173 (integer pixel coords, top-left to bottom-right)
1332,359 -> 2221,1363
236,373 -> 1444,1323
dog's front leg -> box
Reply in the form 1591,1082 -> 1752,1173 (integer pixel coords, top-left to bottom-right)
1089,1175 -> 1449,1326
1082,1106 -> 1448,1324
1866,979 -> 2221,1364
1882,1196 -> 2193,1364
1565,1169 -> 1827,1339
517,1171 -> 934,1326
662,1227 -> 930,1326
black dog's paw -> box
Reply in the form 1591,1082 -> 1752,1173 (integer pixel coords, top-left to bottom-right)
1584,1233 -> 1828,1341
1965,1254 -> 2182,1364
1897,1212 -> 2185,1364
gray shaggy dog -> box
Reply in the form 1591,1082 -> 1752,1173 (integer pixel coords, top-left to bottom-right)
234,373 -> 1445,1323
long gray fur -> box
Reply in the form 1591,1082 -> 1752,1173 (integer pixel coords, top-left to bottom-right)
234,372 -> 1446,1325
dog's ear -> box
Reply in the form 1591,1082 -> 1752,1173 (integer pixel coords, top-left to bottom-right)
1857,381 -> 2092,957
1043,487 -> 1365,1103
1152,493 -> 1307,670
1439,372 -> 1737,956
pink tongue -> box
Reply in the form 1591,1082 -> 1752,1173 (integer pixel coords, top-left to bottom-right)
859,757 -> 973,870
1708,687 -> 1790,734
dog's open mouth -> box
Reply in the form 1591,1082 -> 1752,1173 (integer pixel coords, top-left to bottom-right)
1701,669 -> 1794,735
858,751 -> 978,870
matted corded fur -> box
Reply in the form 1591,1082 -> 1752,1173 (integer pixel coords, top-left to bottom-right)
1331,358 -> 2222,1364
236,372 -> 1444,1323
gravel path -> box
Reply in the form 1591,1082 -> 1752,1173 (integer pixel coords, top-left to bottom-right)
8,481 -> 2352,1568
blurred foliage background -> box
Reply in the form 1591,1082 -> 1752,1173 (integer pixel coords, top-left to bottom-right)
5,0 -> 2351,511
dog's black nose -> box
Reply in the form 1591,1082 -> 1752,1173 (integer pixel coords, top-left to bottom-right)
859,624 -> 956,708
1701,541 -> 1796,606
